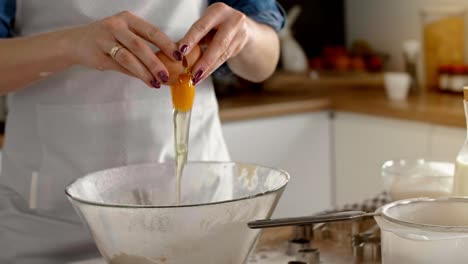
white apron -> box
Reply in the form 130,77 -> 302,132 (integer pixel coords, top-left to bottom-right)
0,1 -> 230,263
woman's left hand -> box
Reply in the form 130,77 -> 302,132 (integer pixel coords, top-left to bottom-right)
177,2 -> 250,85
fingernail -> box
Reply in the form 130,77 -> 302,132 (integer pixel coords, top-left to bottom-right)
193,69 -> 204,85
158,71 -> 169,83
173,50 -> 182,61
180,44 -> 189,55
150,79 -> 161,89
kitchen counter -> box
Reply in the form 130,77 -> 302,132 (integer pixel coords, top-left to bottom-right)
218,86 -> 466,128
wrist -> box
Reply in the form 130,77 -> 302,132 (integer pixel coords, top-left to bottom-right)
53,27 -> 83,67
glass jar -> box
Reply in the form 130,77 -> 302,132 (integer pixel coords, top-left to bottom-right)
449,65 -> 468,92
453,87 -> 468,195
421,6 -> 466,90
438,65 -> 451,91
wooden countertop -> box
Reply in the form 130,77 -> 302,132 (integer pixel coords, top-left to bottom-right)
218,86 -> 466,128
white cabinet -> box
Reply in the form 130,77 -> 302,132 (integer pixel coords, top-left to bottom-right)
222,110 -> 467,217
222,112 -> 332,218
333,112 -> 431,206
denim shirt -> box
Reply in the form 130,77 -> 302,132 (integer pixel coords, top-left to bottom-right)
208,0 -> 285,76
0,0 -> 285,74
0,0 -> 14,37
209,0 -> 285,32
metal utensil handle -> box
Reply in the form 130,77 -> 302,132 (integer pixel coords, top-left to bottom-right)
248,211 -> 378,229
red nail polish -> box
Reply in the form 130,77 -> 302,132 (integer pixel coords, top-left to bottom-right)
194,69 -> 203,79
180,44 -> 189,54
173,50 -> 182,61
158,71 -> 169,83
151,79 -> 161,89
193,69 -> 204,85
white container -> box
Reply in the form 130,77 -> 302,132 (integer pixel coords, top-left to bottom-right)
453,87 -> 468,196
381,159 -> 454,201
384,72 -> 411,101
375,197 -> 468,264
450,74 -> 468,92
279,5 -> 308,73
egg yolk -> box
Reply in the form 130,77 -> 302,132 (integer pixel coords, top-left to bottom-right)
170,71 -> 195,112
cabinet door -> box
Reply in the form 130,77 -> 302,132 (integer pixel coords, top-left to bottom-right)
430,125 -> 465,161
222,112 -> 332,218
333,112 -> 431,206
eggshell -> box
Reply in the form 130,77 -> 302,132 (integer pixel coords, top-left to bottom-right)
156,45 -> 202,85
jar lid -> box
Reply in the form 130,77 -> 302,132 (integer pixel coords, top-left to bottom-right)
453,65 -> 465,75
438,64 -> 453,73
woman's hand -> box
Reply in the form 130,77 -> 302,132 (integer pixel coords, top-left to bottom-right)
177,3 -> 251,85
68,11 -> 183,88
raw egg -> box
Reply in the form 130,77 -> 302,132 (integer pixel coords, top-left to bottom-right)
156,45 -> 202,85
170,72 -> 195,112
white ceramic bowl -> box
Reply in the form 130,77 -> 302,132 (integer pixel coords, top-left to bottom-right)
384,72 -> 411,101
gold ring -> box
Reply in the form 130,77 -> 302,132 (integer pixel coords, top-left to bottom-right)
109,44 -> 124,59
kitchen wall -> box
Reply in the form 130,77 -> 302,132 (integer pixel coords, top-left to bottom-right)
345,0 -> 468,76
278,0 -> 345,58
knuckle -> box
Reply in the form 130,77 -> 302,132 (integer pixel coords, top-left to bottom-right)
211,2 -> 228,12
238,12 -> 247,24
232,12 -> 247,28
205,57 -> 217,68
147,27 -> 161,40
118,10 -> 133,18
129,37 -> 144,51
193,22 -> 208,34
233,10 -> 245,21
239,28 -> 247,39
221,50 -> 231,62
234,45 -> 243,56
101,17 -> 119,31
118,51 -> 132,65
217,36 -> 230,50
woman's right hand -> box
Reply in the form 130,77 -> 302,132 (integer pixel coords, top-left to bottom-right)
65,11 -> 182,88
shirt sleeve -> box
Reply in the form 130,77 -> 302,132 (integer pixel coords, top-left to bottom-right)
208,0 -> 285,77
210,0 -> 285,32
0,0 -> 15,38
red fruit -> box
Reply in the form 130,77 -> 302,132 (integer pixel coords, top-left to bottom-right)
350,56 -> 366,71
309,57 -> 325,70
334,55 -> 351,71
366,55 -> 384,72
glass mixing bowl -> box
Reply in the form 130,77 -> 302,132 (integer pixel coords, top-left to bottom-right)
381,159 -> 454,201
65,162 -> 289,264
